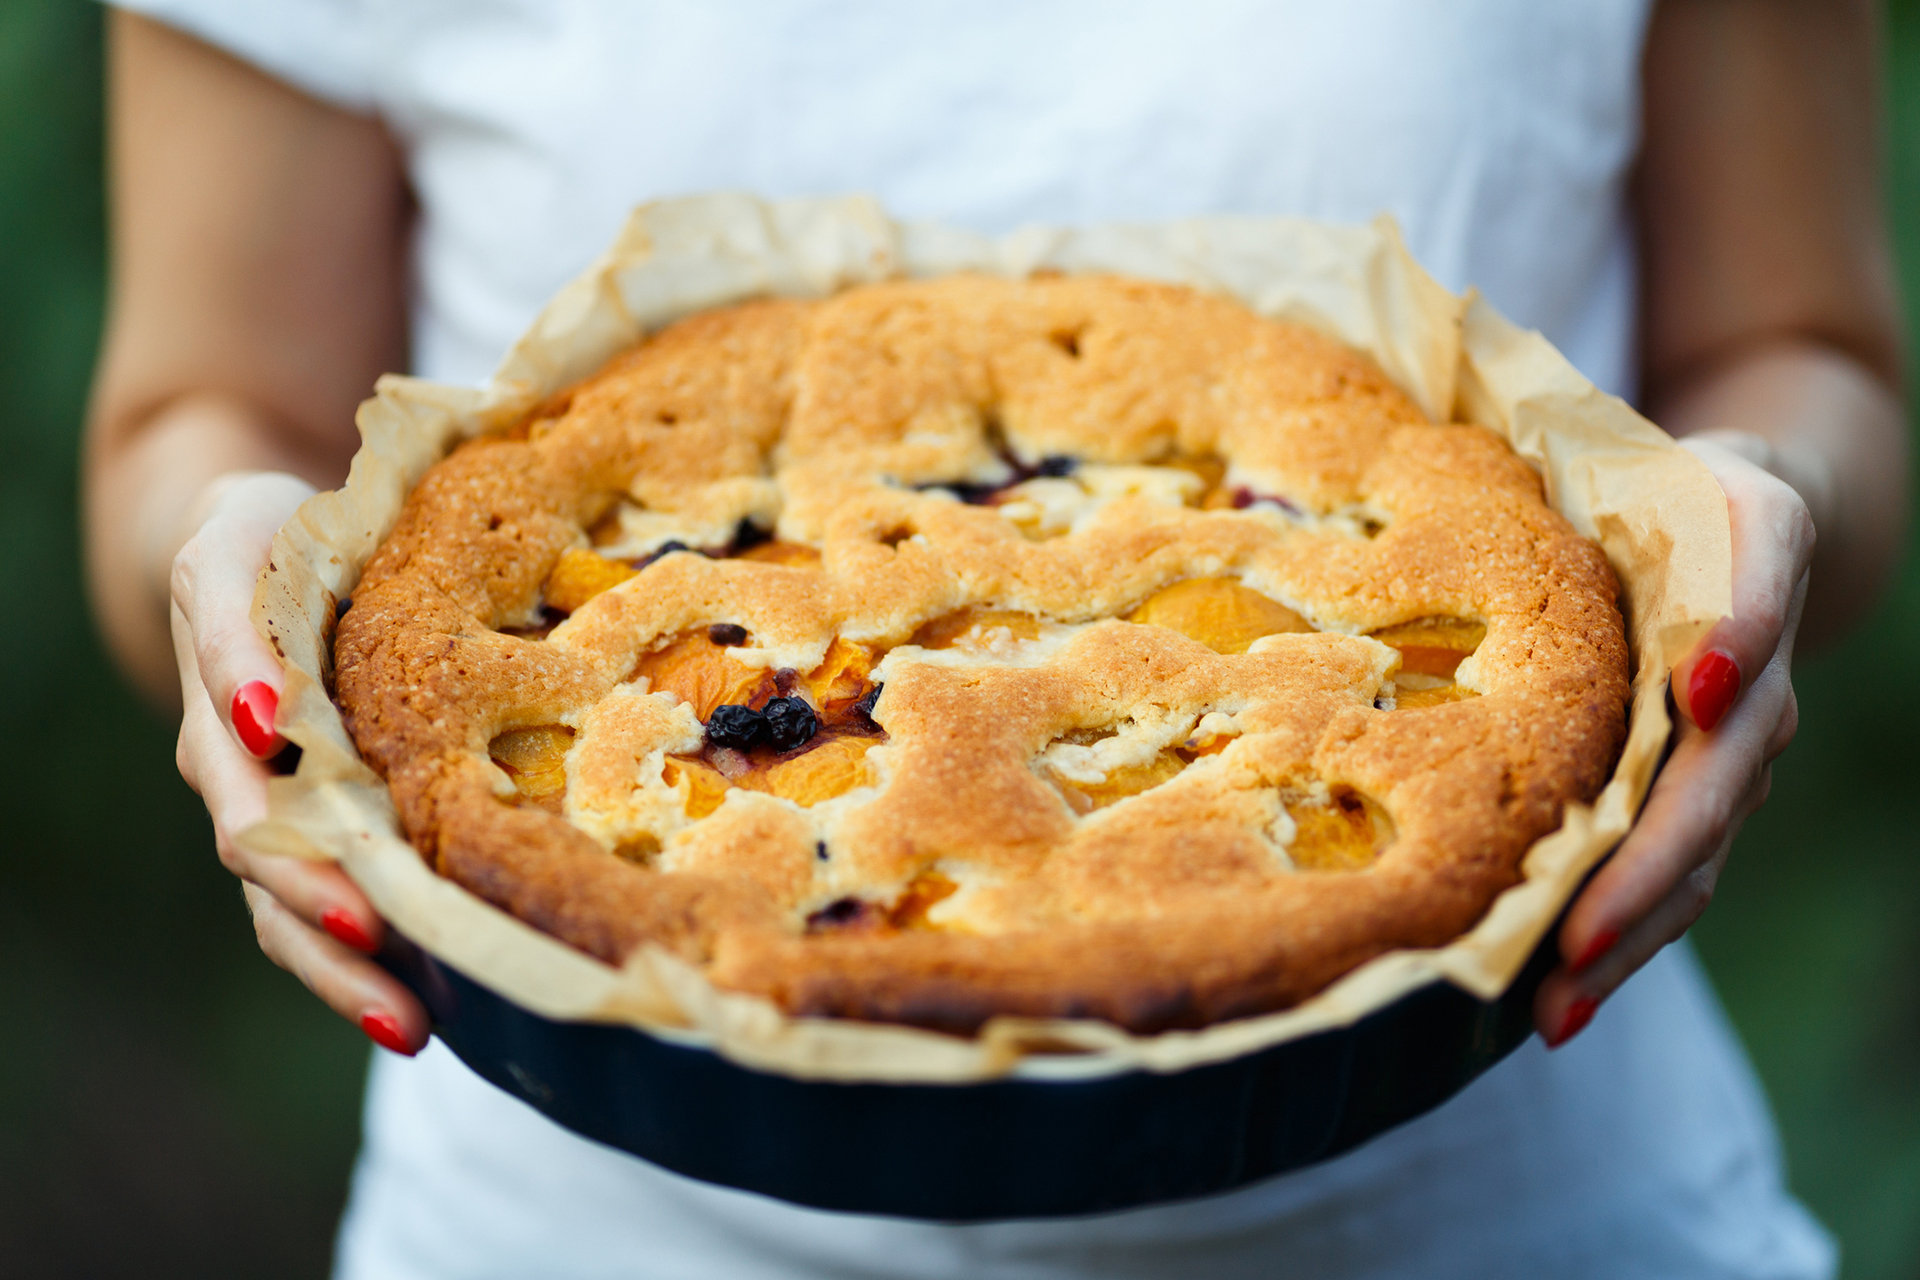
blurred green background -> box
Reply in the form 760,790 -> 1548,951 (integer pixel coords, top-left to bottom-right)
1,3 -> 1916,1276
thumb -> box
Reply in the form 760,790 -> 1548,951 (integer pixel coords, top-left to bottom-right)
1672,436 -> 1817,731
171,472 -> 317,759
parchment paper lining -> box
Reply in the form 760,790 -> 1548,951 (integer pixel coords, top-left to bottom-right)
241,194 -> 1731,1084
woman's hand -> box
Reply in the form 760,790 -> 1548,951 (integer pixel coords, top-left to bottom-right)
1573,0 -> 1910,1053
1534,437 -> 1815,1046
171,471 -> 429,1056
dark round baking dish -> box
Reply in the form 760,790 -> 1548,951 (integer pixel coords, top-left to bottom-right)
378,930 -> 1557,1222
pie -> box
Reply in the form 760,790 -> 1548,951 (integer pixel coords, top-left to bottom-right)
332,273 -> 1628,1034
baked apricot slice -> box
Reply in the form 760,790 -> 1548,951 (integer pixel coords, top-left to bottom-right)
1127,578 -> 1312,654
542,547 -> 637,613
1370,617 -> 1486,708
750,736 -> 880,807
635,633 -> 777,721
1047,748 -> 1188,815
911,607 -> 1044,651
489,725 -> 575,811
736,540 -> 822,567
661,755 -> 731,819
802,637 -> 878,721
1287,786 -> 1393,871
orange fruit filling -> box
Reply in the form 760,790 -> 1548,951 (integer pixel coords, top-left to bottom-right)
1369,617 -> 1486,678
802,637 -> 878,721
745,736 -> 881,807
661,755 -> 732,819
1287,786 -> 1392,871
1127,577 -> 1313,654
543,547 -> 637,613
488,725 -> 575,811
1165,452 -> 1228,499
887,870 -> 959,929
1393,684 -> 1478,710
663,734 -> 881,817
1369,617 -> 1486,708
612,832 -> 662,864
806,870 -> 959,936
1049,749 -> 1188,815
911,607 -> 1044,650
640,632 -> 887,824
736,540 -> 822,567
1178,730 -> 1236,760
542,538 -> 824,619
634,633 -> 778,721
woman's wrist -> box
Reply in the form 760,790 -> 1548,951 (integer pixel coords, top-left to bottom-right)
1654,341 -> 1906,650
144,469 -> 257,606
1680,429 -> 1837,548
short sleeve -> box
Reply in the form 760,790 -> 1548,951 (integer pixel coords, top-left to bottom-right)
111,0 -> 378,113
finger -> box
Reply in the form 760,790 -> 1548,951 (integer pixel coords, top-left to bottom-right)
175,600 -> 272,858
245,882 -> 429,1054
171,472 -> 315,759
1557,818 -> 1739,1003
1555,620 -> 1793,979
244,855 -> 389,955
1538,651 -> 1785,1046
175,601 -> 387,953
1671,438 -> 1815,731
1535,818 -> 1741,1047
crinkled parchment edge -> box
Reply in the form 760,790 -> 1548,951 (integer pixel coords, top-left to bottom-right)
239,194 -> 1730,1084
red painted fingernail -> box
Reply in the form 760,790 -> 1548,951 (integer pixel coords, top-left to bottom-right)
231,680 -> 281,757
1571,928 -> 1619,974
1687,650 -> 1741,732
322,907 -> 378,954
360,1011 -> 415,1056
1546,996 -> 1599,1049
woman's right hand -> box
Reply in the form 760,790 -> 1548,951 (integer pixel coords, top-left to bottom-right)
171,471 -> 429,1056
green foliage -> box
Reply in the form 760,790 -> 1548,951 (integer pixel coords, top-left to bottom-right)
1686,7 -> 1920,1276
0,2 -> 1915,1276
0,4 -> 362,1276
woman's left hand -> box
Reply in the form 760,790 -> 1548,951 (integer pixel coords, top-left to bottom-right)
1533,435 -> 1816,1046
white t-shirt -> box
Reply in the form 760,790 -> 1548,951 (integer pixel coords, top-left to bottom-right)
124,3 -> 1835,1275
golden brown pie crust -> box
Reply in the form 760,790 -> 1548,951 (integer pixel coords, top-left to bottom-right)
334,273 -> 1628,1035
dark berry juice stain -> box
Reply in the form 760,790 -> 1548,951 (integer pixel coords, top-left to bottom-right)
806,897 -> 880,933
851,682 -> 883,727
922,449 -> 1081,505
1230,487 -> 1303,517
632,540 -> 690,570
940,480 -> 1006,505
726,519 -> 773,555
500,605 -> 566,641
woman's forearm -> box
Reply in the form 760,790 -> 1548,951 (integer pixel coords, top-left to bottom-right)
1637,0 -> 1907,650
1649,340 -> 1909,651
86,13 -> 411,708
84,392 -> 349,709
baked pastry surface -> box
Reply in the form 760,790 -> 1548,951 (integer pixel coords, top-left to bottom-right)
334,274 -> 1628,1034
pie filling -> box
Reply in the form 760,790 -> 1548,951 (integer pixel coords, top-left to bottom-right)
487,725 -> 575,812
482,509 -> 1489,928
806,869 -> 959,935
